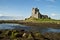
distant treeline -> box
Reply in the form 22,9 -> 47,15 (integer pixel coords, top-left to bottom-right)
0,20 -> 24,24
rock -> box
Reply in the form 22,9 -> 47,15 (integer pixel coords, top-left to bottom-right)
0,31 -> 2,34
22,33 -> 26,37
27,33 -> 34,40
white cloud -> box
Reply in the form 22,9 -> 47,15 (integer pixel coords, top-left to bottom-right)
50,13 -> 60,20
0,14 -> 3,16
44,13 -> 48,15
51,13 -> 57,16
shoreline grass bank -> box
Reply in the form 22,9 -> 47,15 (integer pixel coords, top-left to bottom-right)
0,19 -> 60,28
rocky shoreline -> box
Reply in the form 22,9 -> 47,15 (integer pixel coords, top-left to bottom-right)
0,21 -> 60,40
0,30 -> 60,40
0,20 -> 60,28
19,22 -> 60,28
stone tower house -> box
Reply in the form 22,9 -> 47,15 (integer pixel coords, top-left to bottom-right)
32,8 -> 42,18
31,8 -> 48,19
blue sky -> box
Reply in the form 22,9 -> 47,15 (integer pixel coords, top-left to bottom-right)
0,0 -> 60,20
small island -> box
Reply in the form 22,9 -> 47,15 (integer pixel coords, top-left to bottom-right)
24,8 -> 60,28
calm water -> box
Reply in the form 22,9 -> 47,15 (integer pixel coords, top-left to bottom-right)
0,23 -> 60,33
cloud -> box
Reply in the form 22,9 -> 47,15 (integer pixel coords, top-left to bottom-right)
44,13 -> 48,15
51,13 -> 57,16
0,14 -> 3,16
50,13 -> 60,20
46,0 -> 56,2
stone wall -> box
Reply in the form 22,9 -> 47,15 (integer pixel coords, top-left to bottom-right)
31,8 -> 48,19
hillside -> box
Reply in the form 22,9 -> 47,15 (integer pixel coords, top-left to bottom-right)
25,17 -> 60,24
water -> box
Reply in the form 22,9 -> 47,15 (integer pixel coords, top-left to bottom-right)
0,23 -> 60,33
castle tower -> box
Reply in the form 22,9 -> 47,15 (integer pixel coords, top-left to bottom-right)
32,8 -> 42,18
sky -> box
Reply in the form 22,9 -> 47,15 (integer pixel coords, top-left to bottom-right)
0,0 -> 60,20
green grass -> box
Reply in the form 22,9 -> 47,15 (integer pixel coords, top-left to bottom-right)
25,17 -> 60,24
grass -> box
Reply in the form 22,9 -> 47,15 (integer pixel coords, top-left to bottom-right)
0,17 -> 60,24
25,17 -> 60,24
0,30 -> 60,40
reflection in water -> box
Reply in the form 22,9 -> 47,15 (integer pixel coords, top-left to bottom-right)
0,23 -> 60,33
47,28 -> 60,33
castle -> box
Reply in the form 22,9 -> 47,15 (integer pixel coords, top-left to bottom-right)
31,8 -> 48,19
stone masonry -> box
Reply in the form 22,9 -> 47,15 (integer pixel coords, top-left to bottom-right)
31,8 -> 48,19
